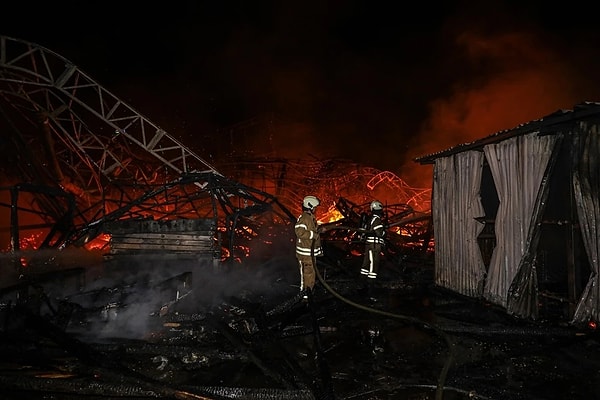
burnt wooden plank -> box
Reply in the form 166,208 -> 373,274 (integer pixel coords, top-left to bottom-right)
110,233 -> 214,242
104,218 -> 219,259
110,244 -> 213,251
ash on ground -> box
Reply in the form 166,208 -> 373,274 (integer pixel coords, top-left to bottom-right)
0,251 -> 598,400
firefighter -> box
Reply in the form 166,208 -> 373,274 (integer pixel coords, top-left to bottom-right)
360,200 -> 385,280
295,195 -> 323,301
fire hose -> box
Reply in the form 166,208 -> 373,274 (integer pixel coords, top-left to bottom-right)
311,225 -> 456,400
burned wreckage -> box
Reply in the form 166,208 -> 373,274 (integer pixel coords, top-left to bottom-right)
415,102 -> 600,327
1,35 -> 600,400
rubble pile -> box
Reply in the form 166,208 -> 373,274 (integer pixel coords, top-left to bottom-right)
1,247 -> 599,400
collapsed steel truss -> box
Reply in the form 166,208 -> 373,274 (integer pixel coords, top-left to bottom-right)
0,36 -> 298,254
0,35 -> 433,266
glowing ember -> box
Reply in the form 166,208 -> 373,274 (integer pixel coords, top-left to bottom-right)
319,204 -> 344,224
19,232 -> 42,250
84,233 -> 111,252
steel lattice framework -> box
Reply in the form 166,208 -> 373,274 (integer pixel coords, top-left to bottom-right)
0,35 -> 219,184
0,36 -> 294,250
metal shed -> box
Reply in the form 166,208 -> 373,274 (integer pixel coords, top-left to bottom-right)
415,101 -> 600,326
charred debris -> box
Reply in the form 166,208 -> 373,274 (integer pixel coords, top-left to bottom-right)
0,181 -> 444,400
0,180 -> 598,400
1,35 -> 600,400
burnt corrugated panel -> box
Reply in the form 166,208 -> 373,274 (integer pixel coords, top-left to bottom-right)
571,123 -> 600,325
432,151 -> 486,298
482,133 -> 559,308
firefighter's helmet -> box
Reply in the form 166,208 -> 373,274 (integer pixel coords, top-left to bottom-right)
370,200 -> 383,211
303,195 -> 320,210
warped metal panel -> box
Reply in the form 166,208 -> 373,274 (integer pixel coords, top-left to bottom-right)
483,133 -> 558,308
432,150 -> 485,298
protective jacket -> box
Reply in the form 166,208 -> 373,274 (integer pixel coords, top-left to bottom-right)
295,211 -> 323,257
365,214 -> 385,245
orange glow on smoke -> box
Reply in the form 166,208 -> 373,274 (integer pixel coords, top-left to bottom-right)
401,27 -> 591,188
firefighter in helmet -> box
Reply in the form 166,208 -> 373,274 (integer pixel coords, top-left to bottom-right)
295,195 -> 323,301
360,200 -> 385,280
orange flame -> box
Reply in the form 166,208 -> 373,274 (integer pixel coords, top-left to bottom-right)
318,204 -> 344,224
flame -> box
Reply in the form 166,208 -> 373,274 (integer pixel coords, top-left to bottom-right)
84,233 -> 111,252
319,204 -> 344,224
1,160 -> 432,258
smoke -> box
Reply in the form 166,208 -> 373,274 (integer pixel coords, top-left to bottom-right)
200,2 -> 600,191
4,3 -> 600,195
53,248 -> 299,340
399,6 -> 600,188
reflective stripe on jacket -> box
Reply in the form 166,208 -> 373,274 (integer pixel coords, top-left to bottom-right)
365,214 -> 385,245
295,211 -> 323,257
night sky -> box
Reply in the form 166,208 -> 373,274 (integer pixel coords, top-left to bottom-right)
4,1 -> 600,186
